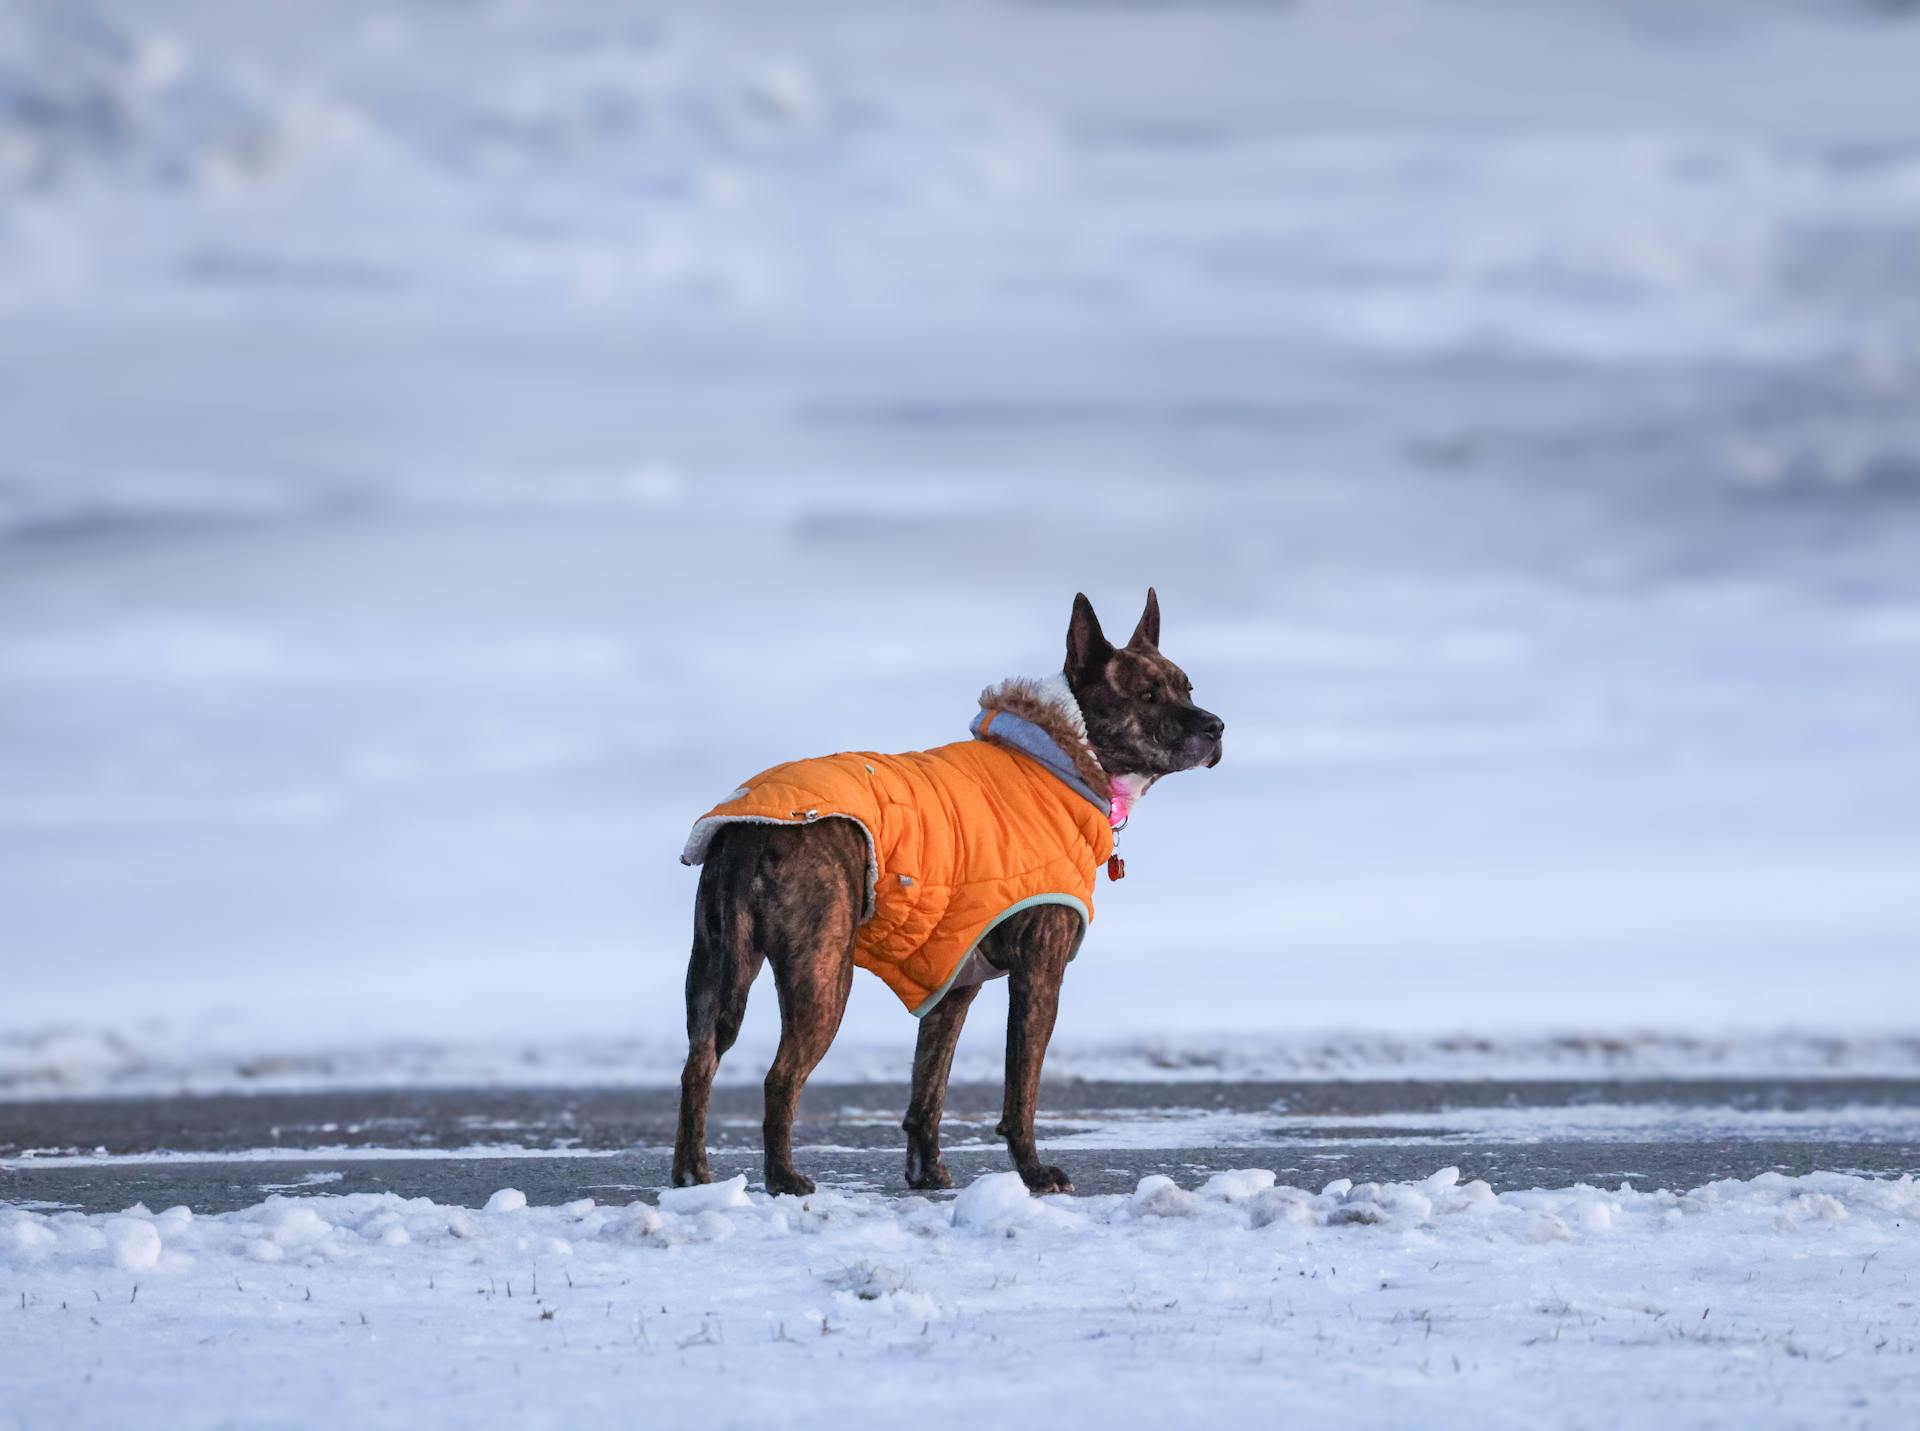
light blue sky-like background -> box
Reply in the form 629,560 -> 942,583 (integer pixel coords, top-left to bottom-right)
3,0 -> 1918,1078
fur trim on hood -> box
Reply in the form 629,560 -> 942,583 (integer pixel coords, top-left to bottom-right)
974,674 -> 1112,809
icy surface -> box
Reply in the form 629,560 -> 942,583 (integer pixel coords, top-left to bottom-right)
5,1169 -> 1920,1425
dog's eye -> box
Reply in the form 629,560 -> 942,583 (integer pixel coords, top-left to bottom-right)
1140,688 -> 1157,703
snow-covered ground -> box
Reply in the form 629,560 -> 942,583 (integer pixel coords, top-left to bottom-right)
5,1 -> 1920,1071
6,1167 -> 1919,1426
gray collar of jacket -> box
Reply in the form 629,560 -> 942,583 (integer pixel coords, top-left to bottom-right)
969,705 -> 1112,818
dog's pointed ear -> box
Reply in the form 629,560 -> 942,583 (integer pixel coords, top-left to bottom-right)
1067,592 -> 1112,676
1128,586 -> 1160,650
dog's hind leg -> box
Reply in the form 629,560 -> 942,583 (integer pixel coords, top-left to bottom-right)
903,981 -> 980,1190
673,828 -> 768,1188
759,822 -> 864,1197
761,932 -> 856,1196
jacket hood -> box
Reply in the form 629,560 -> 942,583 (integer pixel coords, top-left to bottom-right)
970,674 -> 1112,818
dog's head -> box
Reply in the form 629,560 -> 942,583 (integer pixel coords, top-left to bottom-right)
1065,588 -> 1224,781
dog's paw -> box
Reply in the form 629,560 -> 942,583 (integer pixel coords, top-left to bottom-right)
1019,1164 -> 1074,1196
670,1162 -> 710,1188
906,1159 -> 954,1192
765,1167 -> 817,1197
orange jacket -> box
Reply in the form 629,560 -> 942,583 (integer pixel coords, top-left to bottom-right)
681,696 -> 1114,1016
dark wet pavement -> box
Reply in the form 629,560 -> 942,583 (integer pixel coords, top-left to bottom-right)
5,1078 -> 1920,1213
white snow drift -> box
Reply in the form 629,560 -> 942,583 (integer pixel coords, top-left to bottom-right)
5,1168 -> 1919,1426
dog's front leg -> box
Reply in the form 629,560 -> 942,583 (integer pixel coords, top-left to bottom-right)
994,909 -> 1078,1195
904,981 -> 980,1189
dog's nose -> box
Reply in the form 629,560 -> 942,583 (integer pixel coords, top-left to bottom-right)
1198,712 -> 1225,740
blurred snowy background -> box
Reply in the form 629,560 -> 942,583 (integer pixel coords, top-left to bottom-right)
3,0 -> 1919,1089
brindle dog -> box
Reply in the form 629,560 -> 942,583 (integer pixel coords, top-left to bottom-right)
672,590 -> 1224,1197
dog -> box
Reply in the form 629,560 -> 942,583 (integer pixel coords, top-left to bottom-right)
673,589 -> 1224,1196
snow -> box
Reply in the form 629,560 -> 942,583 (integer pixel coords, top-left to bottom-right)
103,1216 -> 161,1272
5,1168 -> 1919,1425
9,1026 -> 1920,1102
1127,1174 -> 1197,1219
951,1170 -> 1037,1230
1199,1168 -> 1278,1203
656,1175 -> 751,1215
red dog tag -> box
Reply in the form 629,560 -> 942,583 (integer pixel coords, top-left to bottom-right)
1107,854 -> 1125,881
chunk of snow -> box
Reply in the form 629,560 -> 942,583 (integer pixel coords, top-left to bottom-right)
657,1174 -> 750,1213
483,1188 -> 527,1214
832,1261 -> 911,1300
1198,1169 -> 1276,1203
1328,1202 -> 1385,1226
7,1216 -> 58,1255
1528,1212 -> 1573,1243
105,1217 -> 161,1272
1247,1186 -> 1315,1228
951,1171 -> 1030,1230
1375,1185 -> 1433,1224
1790,1192 -> 1848,1222
1130,1174 -> 1198,1218
264,1205 -> 330,1247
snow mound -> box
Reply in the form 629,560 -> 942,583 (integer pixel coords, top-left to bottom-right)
951,1171 -> 1030,1231
7,1168 -> 1914,1278
1198,1168 -> 1277,1203
104,1217 -> 161,1272
657,1174 -> 750,1214
1129,1174 -> 1197,1218
5,1169 -> 1919,1423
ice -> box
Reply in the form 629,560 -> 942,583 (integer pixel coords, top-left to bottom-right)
4,1169 -> 1919,1422
656,1173 -> 750,1214
481,1187 -> 526,1213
